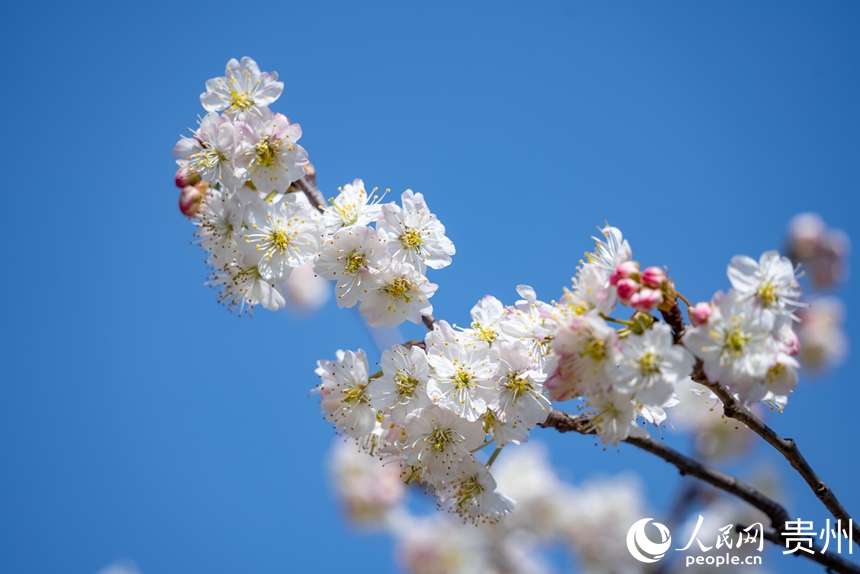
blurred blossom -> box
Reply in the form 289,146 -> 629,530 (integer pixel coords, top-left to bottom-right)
493,444 -> 569,539
559,475 -> 648,574
785,213 -> 850,290
328,439 -> 405,527
395,516 -> 491,574
669,378 -> 755,460
676,466 -> 779,574
95,561 -> 141,574
280,261 -> 331,314
796,296 -> 848,371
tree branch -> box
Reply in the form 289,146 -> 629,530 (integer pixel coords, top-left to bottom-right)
539,409 -> 860,574
691,362 -> 860,546
660,301 -> 859,545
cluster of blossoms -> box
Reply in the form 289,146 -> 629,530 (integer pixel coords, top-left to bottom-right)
330,441 -> 655,574
683,250 -> 806,409
314,222 -> 813,522
172,58 -> 824,542
172,58 -> 454,318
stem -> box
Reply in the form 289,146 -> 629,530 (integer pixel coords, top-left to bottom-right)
486,447 -> 503,469
263,189 -> 278,203
600,314 -> 635,326
471,439 -> 495,454
369,370 -> 383,380
539,409 -> 860,574
675,291 -> 693,307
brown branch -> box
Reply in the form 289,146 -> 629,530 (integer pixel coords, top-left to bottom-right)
691,362 -> 860,546
658,300 -> 859,546
539,409 -> 860,574
290,173 -> 326,212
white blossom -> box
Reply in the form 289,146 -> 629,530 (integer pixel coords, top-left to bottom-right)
426,337 -> 500,422
200,57 -> 283,118
546,312 -> 619,401
368,344 -> 432,424
587,224 -> 632,276
194,188 -> 245,268
358,262 -> 437,328
316,349 -> 378,439
498,285 -> 557,369
490,341 -> 551,428
173,112 -> 242,189
610,322 -> 694,405
376,190 -> 455,274
207,261 -> 285,314
683,290 -> 780,405
320,179 -> 384,233
234,112 -> 308,194
437,458 -> 514,524
401,404 -> 485,478
314,225 -> 387,308
728,250 -> 804,318
461,295 -> 507,346
240,195 -> 322,281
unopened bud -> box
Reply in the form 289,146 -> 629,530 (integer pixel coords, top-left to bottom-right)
630,311 -> 655,335
689,302 -> 712,327
616,278 -> 639,305
179,184 -> 204,217
630,288 -> 663,313
641,266 -> 665,288
610,261 -> 640,286
175,166 -> 200,188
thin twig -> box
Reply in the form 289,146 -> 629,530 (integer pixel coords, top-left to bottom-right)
660,302 -> 859,545
539,409 -> 860,574
692,362 -> 860,546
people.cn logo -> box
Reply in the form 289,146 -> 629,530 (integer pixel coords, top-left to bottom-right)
626,518 -> 672,563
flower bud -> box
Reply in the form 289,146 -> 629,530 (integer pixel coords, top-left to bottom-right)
179,184 -> 204,217
616,278 -> 639,305
609,261 -> 640,286
641,266 -> 666,288
630,288 -> 663,313
175,166 -> 200,188
689,302 -> 712,327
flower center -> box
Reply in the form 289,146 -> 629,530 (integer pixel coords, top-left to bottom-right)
255,136 -> 281,168
757,281 -> 777,306
228,89 -> 254,113
472,322 -> 497,344
268,227 -> 290,252
400,228 -> 423,250
580,335 -> 606,362
638,352 -> 660,375
454,476 -> 483,508
726,327 -> 751,354
342,383 -> 368,404
344,250 -> 367,274
429,428 -> 452,451
504,374 -> 534,399
453,368 -> 474,390
394,372 -> 419,398
383,277 -> 413,302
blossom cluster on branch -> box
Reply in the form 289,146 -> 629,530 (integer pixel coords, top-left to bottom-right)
172,58 -> 855,571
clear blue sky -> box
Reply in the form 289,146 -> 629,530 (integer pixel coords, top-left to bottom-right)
1,1 -> 857,573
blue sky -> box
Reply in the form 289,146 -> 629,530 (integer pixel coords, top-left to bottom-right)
1,1 -> 857,573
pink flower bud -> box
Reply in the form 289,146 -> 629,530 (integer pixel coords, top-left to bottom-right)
689,302 -> 712,327
616,278 -> 639,305
630,288 -> 663,312
609,261 -> 640,286
641,266 -> 666,288
175,166 -> 200,188
179,185 -> 204,217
